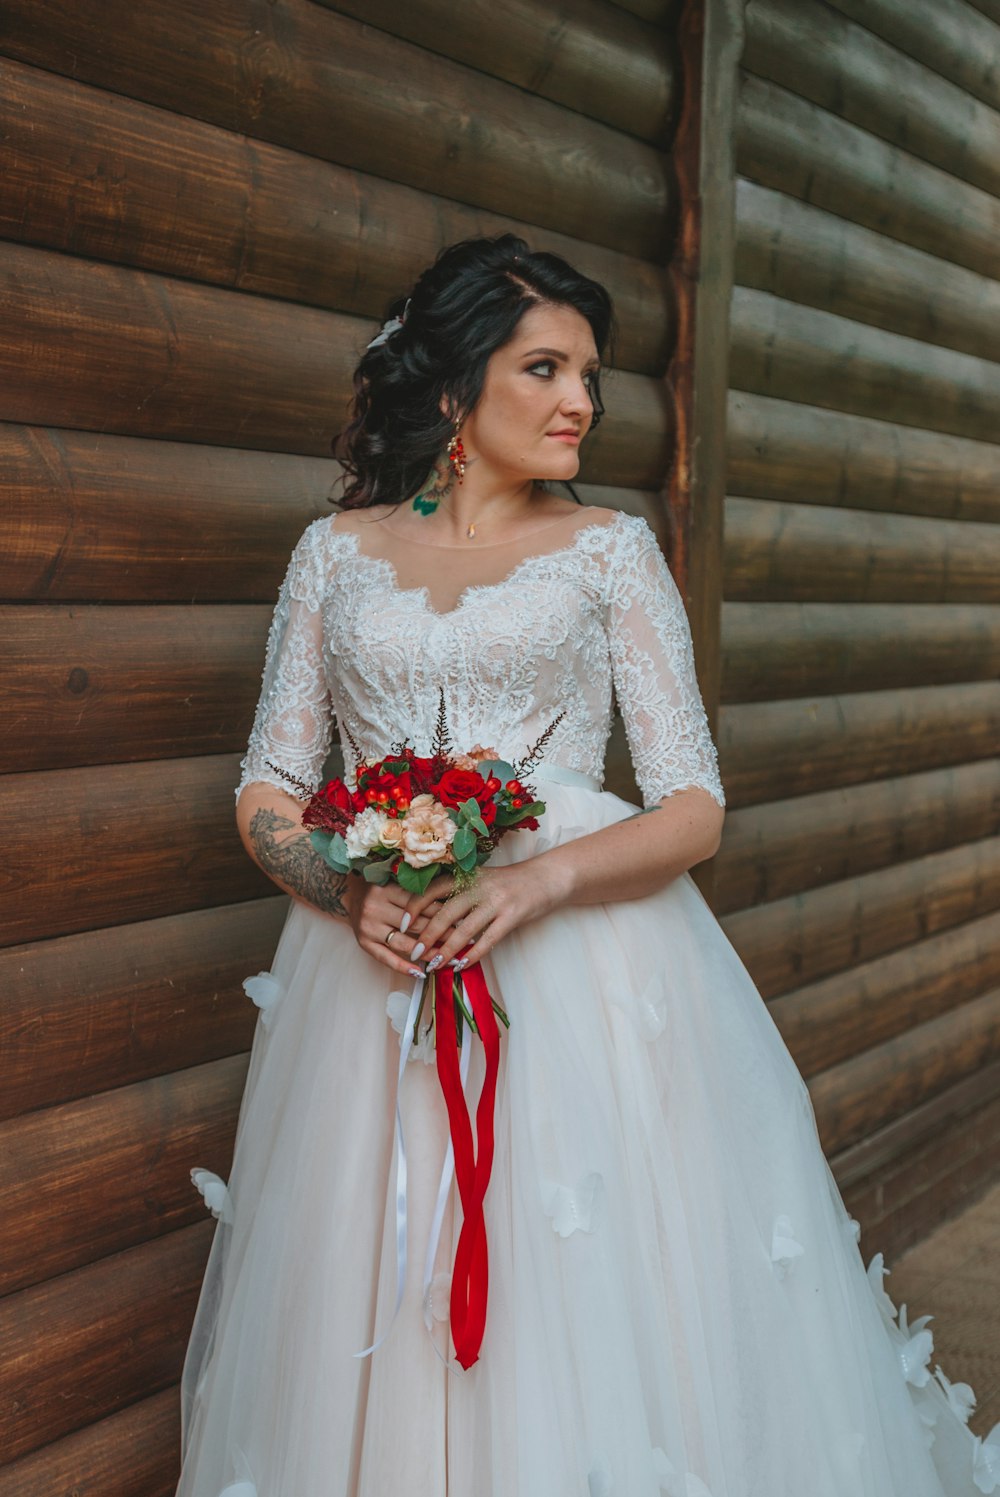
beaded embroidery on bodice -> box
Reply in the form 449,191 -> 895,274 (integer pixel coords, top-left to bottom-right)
236,508 -> 726,810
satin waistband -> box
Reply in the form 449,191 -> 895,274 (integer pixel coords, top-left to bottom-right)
529,759 -> 603,793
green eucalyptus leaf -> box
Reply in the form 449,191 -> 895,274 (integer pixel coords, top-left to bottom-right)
453,825 -> 476,859
477,758 -> 517,784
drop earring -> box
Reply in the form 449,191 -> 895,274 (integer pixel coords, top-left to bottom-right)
446,422 -> 466,485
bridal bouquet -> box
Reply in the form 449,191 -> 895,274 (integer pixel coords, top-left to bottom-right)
266,689 -> 564,1370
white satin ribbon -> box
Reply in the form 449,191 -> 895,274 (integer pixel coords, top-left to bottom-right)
353,971 -> 471,1364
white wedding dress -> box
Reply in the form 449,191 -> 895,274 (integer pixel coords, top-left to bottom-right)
176,508 -> 998,1496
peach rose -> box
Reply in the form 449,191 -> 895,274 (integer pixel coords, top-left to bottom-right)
402,799 -> 456,868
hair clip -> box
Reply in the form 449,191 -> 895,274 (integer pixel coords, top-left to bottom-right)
366,297 -> 412,351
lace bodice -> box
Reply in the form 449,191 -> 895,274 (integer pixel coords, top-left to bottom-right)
236,509 -> 725,811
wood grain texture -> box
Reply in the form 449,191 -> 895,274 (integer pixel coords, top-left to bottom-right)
714,758 -> 1000,913
724,495 -> 1000,602
0,1387 -> 179,1497
729,286 -> 1000,447
745,0 -> 1000,198
828,0 -> 1000,113
0,0 -> 671,258
737,72 -> 1000,279
726,390 -> 1000,524
312,0 -> 676,144
771,910 -> 1000,1077
721,599 -> 1000,702
0,423 -> 334,602
721,835 -> 1000,999
734,178 -> 1000,367
810,987 -> 1000,1155
0,244 -> 668,482
717,681 -> 1000,807
0,1056 -> 247,1295
837,1064 -> 1000,1263
0,755 -> 274,949
0,59 -> 671,376
0,900 -> 284,1120
0,1222 -> 212,1463
1,605 -> 270,771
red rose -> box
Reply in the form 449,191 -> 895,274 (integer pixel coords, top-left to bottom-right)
302,776 -> 355,830
477,799 -> 497,828
401,749 -> 438,790
431,767 -> 490,808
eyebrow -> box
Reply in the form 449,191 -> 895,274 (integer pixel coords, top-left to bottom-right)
522,346 -> 601,369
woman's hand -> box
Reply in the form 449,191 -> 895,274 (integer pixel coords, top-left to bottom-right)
399,860 -> 572,973
342,875 -> 447,978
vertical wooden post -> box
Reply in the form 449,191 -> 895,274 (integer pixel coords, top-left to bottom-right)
666,0 -> 745,903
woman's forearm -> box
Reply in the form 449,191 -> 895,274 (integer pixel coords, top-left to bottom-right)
236,784 -> 350,921
532,788 -> 724,911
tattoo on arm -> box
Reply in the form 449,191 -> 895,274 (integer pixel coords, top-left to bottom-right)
249,807 -> 348,919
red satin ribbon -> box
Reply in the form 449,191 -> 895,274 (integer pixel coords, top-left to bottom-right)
434,959 -> 501,1369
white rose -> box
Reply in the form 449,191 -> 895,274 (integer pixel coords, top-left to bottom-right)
344,805 -> 391,858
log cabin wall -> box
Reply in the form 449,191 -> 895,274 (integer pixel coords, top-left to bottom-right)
716,0 -> 1000,1263
0,0 -> 690,1489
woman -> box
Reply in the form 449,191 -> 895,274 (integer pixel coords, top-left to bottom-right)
176,235 -> 994,1496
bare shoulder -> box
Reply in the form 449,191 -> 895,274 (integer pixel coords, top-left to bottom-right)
328,503 -> 397,535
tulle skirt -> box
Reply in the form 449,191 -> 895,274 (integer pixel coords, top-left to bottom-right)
176,763 -> 996,1496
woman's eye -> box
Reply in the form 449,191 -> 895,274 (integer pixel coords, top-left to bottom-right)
527,361 -> 556,378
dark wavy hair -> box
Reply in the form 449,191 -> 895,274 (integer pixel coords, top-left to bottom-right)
333,233 -> 616,510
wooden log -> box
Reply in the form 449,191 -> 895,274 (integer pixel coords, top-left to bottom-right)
737,73 -> 1000,279
744,0 -> 1000,198
0,899 -> 285,1120
809,987 -> 1000,1156
0,0 -> 670,259
1,605 -> 271,772
0,425 -> 658,603
721,598 -> 1000,702
769,909 -> 1000,1078
311,0 -> 675,145
0,59 -> 671,376
0,245 -> 667,483
613,0 -> 680,21
727,390 -> 1000,524
836,1061 -> 1000,1264
729,285 -> 1000,447
720,835 -> 1000,999
834,1056 -> 1000,1193
0,756 -> 274,949
0,1056 -> 247,1296
714,758 -> 1000,913
717,681 -> 1000,808
0,1221 -> 211,1463
734,178 -> 1000,367
0,1386 -> 179,1497
829,0 -> 1000,113
725,494 -> 1000,603
0,424 -> 333,602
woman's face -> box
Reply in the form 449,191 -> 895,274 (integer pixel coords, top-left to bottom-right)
456,302 -> 601,486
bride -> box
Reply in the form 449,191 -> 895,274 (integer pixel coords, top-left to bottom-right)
176,234 -> 996,1496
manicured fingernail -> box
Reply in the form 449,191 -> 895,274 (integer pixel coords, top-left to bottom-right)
400,911 -> 411,934
426,954 -> 443,971
409,941 -> 425,961
409,966 -> 424,979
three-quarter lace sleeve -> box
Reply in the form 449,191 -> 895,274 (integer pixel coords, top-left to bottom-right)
236,520 -> 334,802
604,515 -> 726,810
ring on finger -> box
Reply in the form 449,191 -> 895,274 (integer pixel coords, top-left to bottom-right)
384,927 -> 398,946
